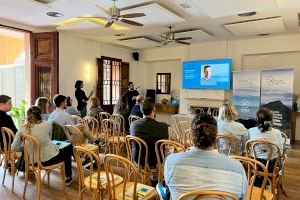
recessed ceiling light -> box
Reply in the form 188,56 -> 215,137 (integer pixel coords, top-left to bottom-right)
238,11 -> 257,17
46,12 -> 64,17
114,33 -> 125,37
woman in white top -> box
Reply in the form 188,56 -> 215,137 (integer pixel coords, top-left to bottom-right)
11,106 -> 73,185
35,97 -> 50,121
248,107 -> 283,160
217,100 -> 248,155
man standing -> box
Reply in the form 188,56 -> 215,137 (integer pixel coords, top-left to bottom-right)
0,95 -> 18,149
130,99 -> 168,185
125,82 -> 139,111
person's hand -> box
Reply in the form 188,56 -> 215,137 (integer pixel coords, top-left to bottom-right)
132,96 -> 137,100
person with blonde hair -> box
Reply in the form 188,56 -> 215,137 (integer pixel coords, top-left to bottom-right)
88,97 -> 103,118
217,100 -> 248,155
11,106 -> 73,185
35,97 -> 50,121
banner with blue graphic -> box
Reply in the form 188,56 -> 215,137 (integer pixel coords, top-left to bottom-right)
233,71 -> 261,119
261,68 -> 294,137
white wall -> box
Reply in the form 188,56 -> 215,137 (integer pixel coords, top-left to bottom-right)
139,33 -> 300,141
58,32 -> 136,109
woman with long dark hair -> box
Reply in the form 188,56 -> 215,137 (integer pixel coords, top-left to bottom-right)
74,80 -> 94,117
11,106 -> 73,185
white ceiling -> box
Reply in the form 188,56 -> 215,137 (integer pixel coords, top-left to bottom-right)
0,0 -> 300,49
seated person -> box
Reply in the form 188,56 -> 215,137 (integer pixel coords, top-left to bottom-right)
11,106 -> 73,185
163,113 -> 247,200
0,95 -> 18,150
217,100 -> 248,155
114,96 -> 130,131
130,95 -> 144,118
35,97 -> 50,121
88,97 -> 103,119
130,99 -> 169,183
48,94 -> 98,145
65,96 -> 81,117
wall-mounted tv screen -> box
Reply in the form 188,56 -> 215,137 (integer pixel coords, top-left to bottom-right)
182,59 -> 232,90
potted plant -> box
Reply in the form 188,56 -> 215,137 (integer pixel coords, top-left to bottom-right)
10,100 -> 27,129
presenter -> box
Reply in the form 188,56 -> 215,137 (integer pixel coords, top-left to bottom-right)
125,82 -> 139,111
74,80 -> 94,117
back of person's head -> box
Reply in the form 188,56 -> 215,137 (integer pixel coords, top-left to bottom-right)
114,96 -> 128,113
257,108 -> 273,132
218,100 -> 238,121
0,95 -> 11,104
141,99 -> 155,116
75,80 -> 83,89
66,97 -> 72,107
25,106 -> 42,131
53,94 -> 67,108
90,97 -> 100,108
136,95 -> 144,104
128,82 -> 133,86
35,97 -> 49,114
192,113 -> 218,150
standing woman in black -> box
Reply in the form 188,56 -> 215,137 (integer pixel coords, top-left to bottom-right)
74,80 -> 94,117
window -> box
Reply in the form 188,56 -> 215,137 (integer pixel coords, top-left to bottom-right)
101,56 -> 121,105
156,73 -> 171,94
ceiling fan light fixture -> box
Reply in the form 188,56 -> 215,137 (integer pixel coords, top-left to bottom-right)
114,33 -> 125,37
46,12 -> 64,17
238,11 -> 257,17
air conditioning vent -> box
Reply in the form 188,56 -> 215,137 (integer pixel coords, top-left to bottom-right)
179,2 -> 192,9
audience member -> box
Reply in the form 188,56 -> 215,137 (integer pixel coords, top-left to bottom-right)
161,113 -> 247,200
130,99 -> 168,184
89,97 -> 103,118
124,82 -> 139,111
11,106 -> 73,185
48,94 -> 97,145
0,95 -> 18,149
114,96 -> 130,131
65,96 -> 81,117
75,80 -> 94,117
130,95 -> 144,118
35,97 -> 50,121
217,100 -> 248,155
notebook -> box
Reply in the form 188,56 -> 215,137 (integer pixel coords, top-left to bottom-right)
52,140 -> 71,149
125,183 -> 154,198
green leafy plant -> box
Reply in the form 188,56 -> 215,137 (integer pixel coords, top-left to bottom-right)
10,100 -> 26,120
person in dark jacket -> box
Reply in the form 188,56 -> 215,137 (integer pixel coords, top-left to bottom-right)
74,80 -> 94,117
130,95 -> 144,118
124,82 -> 139,111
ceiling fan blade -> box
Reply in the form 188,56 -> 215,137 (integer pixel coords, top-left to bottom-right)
175,40 -> 190,45
105,20 -> 114,28
96,5 -> 109,15
175,37 -> 192,40
159,34 -> 167,39
120,13 -> 146,18
120,19 -> 143,26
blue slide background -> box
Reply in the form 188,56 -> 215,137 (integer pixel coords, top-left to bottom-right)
182,59 -> 231,89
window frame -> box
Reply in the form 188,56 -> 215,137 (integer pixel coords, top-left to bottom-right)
156,73 -> 171,94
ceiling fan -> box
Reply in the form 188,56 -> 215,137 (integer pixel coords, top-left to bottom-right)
78,0 -> 146,28
158,25 -> 192,46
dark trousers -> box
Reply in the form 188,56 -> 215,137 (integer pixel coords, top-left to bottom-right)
42,144 -> 73,178
254,158 -> 276,187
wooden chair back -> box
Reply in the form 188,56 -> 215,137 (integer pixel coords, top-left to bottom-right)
178,190 -> 239,200
230,156 -> 269,200
65,125 -> 83,145
168,127 -> 179,142
212,109 -> 219,117
22,134 -> 42,168
1,127 -> 15,158
99,112 -> 112,133
155,139 -> 185,182
112,114 -> 126,136
181,129 -> 193,148
103,119 -> 123,154
216,134 -> 240,156
82,116 -> 99,137
128,115 -> 141,127
71,115 -> 82,124
177,121 -> 191,143
73,146 -> 102,199
104,154 -> 139,200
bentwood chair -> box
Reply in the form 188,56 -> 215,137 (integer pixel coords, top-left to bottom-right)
168,127 -> 179,142
112,114 -> 127,137
103,119 -> 125,155
230,156 -> 273,200
125,135 -> 157,184
82,116 -> 100,141
128,115 -> 141,127
73,146 -> 123,200
279,132 -> 288,196
216,134 -> 240,156
177,121 -> 191,144
178,190 -> 239,200
246,140 -> 281,199
181,129 -> 193,148
1,127 -> 19,192
22,134 -> 66,200
71,115 -> 82,124
99,112 -> 112,134
155,139 -> 185,182
104,154 -> 157,200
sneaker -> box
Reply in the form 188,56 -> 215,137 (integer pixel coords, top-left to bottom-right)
65,177 -> 73,186
156,183 -> 170,200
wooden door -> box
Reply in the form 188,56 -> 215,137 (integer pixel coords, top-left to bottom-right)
121,62 -> 129,96
30,32 -> 59,104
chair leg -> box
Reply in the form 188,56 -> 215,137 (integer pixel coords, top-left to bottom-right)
47,172 -> 50,188
11,160 -> 16,193
23,171 -> 29,199
36,171 -> 41,200
61,164 -> 66,191
2,160 -> 7,186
